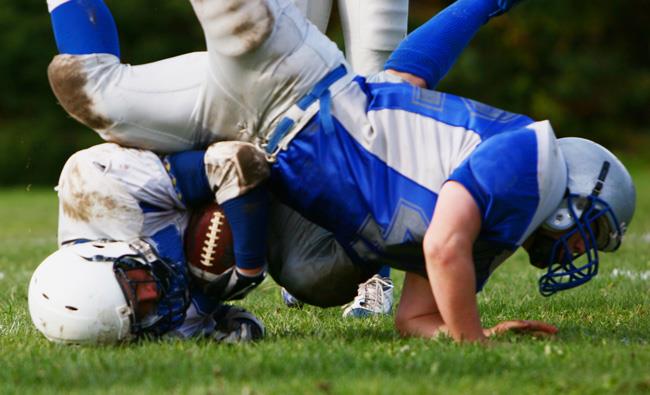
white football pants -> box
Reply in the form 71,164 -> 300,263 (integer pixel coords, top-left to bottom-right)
49,0 -> 345,152
48,0 -> 407,152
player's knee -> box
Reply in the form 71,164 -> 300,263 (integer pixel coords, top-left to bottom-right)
57,148 -> 102,222
271,260 -> 362,307
191,0 -> 274,56
48,55 -> 114,131
58,145 -> 110,196
57,144 -> 143,240
204,142 -> 270,201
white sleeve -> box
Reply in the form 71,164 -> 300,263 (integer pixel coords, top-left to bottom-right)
338,0 -> 409,75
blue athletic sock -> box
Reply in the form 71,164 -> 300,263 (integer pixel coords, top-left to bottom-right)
165,151 -> 213,208
377,265 -> 391,278
49,0 -> 120,56
384,0 -> 499,89
221,187 -> 269,271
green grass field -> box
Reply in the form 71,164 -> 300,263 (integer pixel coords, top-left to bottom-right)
1,161 -> 649,395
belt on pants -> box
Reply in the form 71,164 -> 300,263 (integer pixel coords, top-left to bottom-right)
264,64 -> 351,160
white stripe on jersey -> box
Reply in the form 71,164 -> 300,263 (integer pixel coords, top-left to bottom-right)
330,82 -> 481,194
47,0 -> 71,13
518,120 -> 568,244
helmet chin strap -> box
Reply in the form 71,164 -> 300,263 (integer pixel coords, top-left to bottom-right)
527,233 -> 558,269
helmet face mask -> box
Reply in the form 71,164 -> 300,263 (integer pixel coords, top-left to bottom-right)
535,138 -> 635,296
112,249 -> 189,338
113,256 -> 163,334
538,193 -> 621,296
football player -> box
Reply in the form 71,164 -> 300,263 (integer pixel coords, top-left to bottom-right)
27,140 -> 389,344
44,0 -> 410,318
28,144 -> 272,344
44,0 -> 515,318
45,2 -> 596,344
129,3 -> 634,341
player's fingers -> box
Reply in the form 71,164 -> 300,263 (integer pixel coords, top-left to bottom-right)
487,320 -> 527,336
522,320 -> 558,334
489,320 -> 558,337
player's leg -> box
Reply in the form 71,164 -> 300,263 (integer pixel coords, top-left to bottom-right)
46,0 -> 208,152
187,0 -> 348,141
267,201 -> 375,307
291,0 -> 333,33
338,0 -> 408,76
57,143 -> 191,246
384,0 -> 524,89
331,0 -> 409,316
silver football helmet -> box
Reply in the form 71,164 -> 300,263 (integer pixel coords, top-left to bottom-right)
537,137 -> 636,296
28,240 -> 189,344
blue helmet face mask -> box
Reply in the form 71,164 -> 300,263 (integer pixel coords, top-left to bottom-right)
112,240 -> 189,338
537,193 -> 622,296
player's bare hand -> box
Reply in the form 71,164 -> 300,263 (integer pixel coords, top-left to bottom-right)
484,320 -> 558,338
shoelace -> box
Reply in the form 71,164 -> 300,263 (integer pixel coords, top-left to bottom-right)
356,276 -> 391,307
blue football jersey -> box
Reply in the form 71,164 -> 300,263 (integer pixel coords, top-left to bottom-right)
270,75 -> 567,291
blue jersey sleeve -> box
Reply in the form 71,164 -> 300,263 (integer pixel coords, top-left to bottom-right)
448,129 -> 541,248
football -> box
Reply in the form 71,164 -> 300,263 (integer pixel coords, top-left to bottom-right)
184,202 -> 235,285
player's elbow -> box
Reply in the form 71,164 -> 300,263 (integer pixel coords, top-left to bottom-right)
423,233 -> 471,271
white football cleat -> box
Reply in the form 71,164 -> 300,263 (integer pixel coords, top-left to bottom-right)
342,275 -> 393,318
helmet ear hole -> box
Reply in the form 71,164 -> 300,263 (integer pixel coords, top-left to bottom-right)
594,215 -> 609,247
543,204 -> 574,232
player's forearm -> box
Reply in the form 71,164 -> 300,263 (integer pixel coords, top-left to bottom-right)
425,246 -> 485,342
220,187 -> 270,273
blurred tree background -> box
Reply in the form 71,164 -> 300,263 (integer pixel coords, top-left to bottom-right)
1,0 -> 648,186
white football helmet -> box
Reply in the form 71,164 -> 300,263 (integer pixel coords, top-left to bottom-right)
537,137 -> 636,295
28,240 -> 189,344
